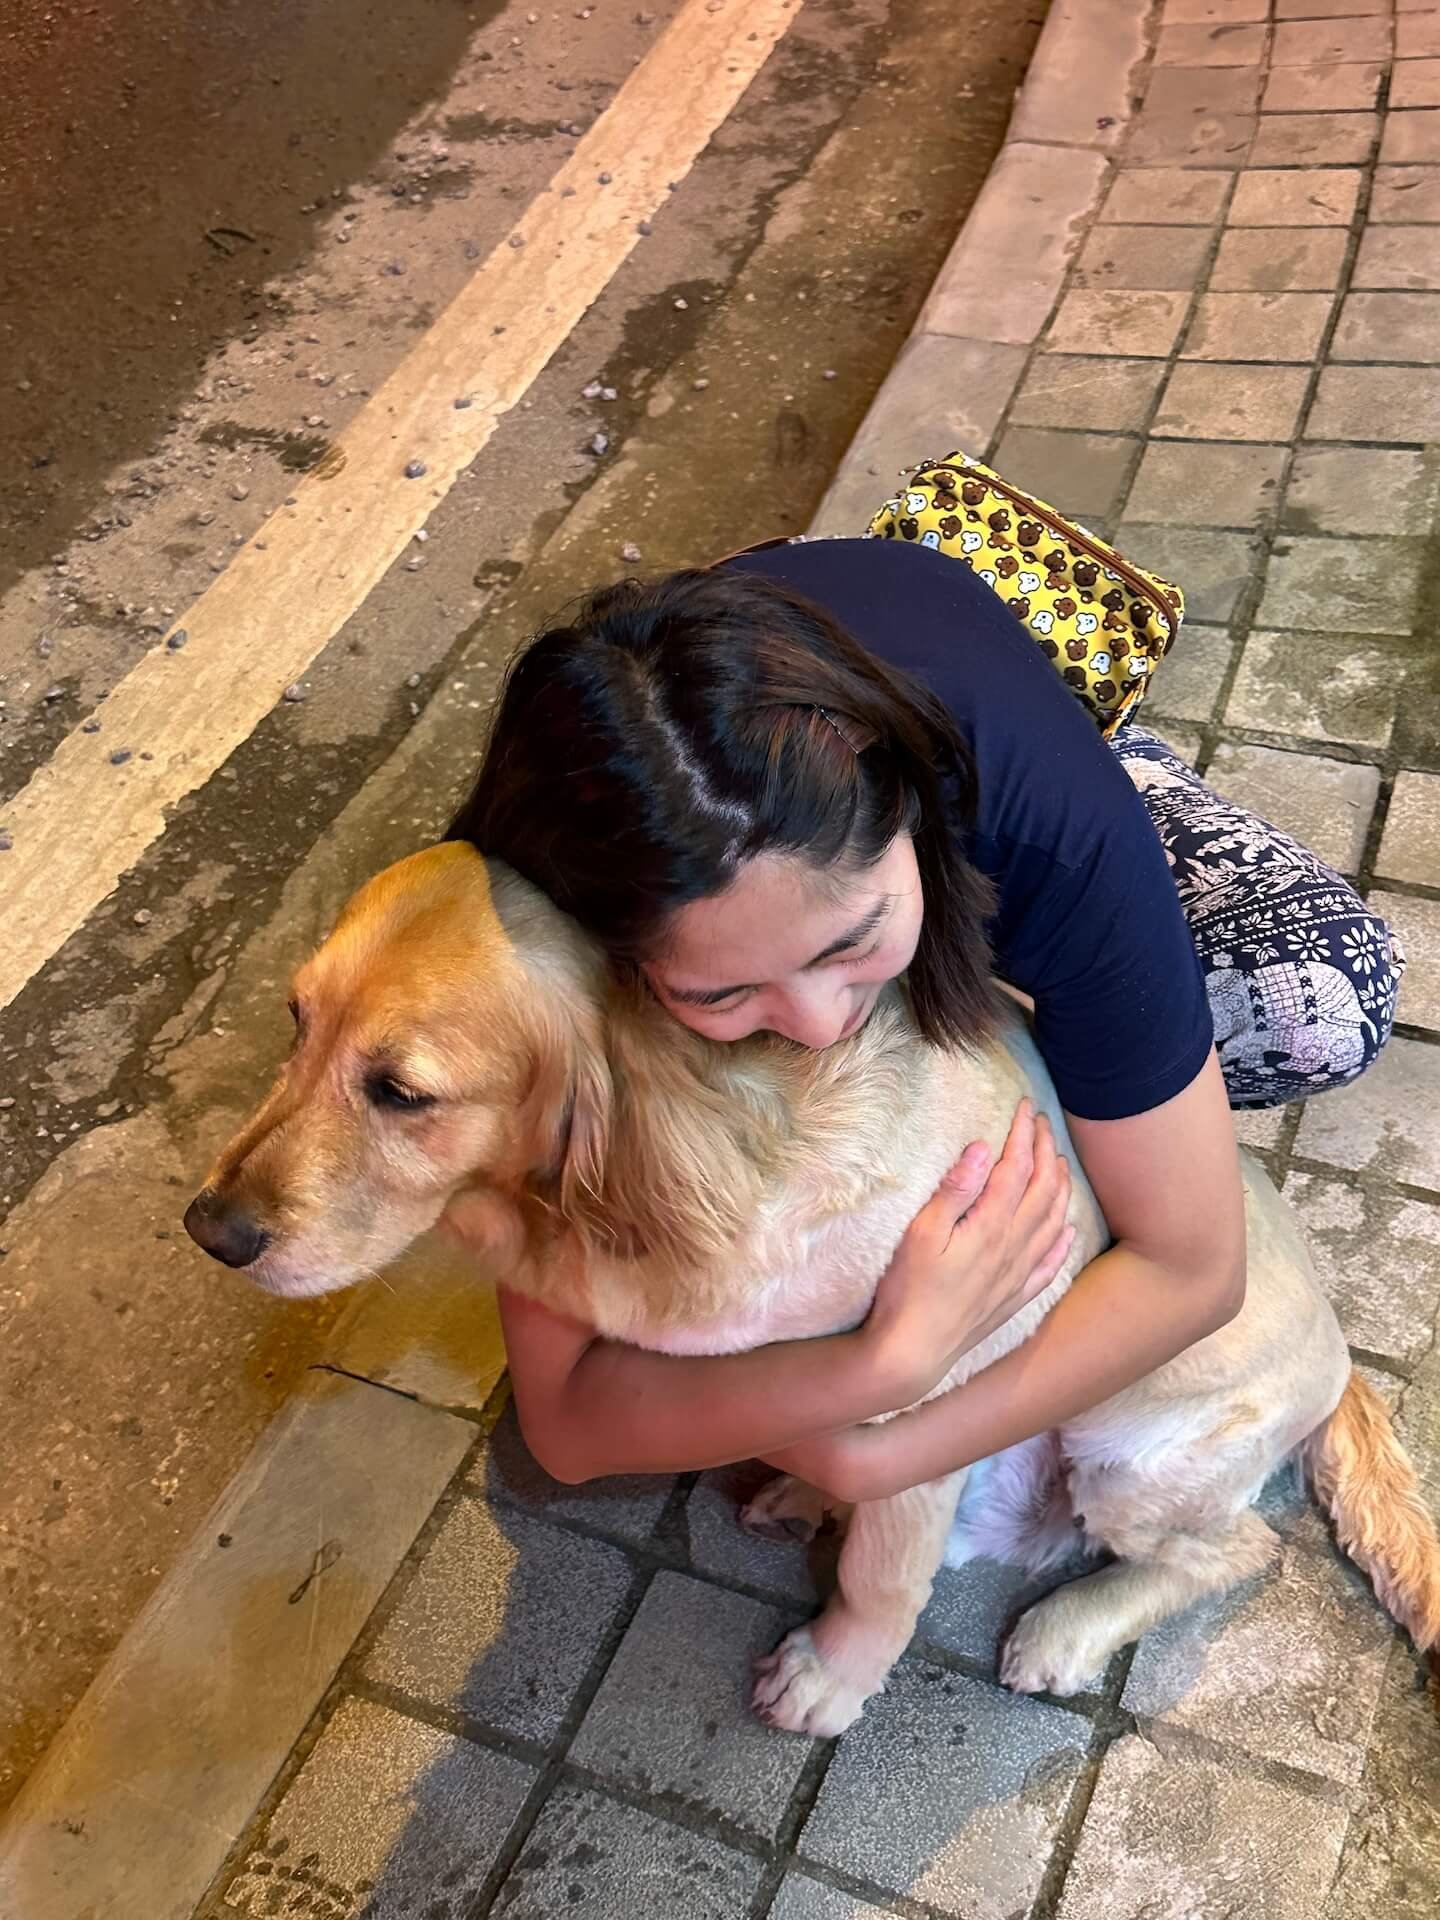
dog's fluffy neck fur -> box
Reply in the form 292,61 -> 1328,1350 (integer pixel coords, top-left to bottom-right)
487,867 -> 935,1327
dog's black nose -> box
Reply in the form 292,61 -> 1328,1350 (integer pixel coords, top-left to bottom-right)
183,1189 -> 270,1269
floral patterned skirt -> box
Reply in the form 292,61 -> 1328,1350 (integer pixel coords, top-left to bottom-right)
1111,726 -> 1406,1110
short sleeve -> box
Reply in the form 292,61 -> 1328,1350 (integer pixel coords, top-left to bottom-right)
997,830 -> 1216,1123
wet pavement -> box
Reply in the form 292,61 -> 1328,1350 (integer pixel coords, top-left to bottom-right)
0,0 -> 1045,1812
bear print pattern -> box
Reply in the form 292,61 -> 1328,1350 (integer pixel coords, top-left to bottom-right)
867,450 -> 1185,737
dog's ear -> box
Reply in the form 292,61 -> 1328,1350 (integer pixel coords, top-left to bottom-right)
517,1000 -> 614,1208
566,992 -> 773,1272
555,1022 -> 614,1224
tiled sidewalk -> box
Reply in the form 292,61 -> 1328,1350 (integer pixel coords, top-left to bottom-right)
197,7 -> 1440,1917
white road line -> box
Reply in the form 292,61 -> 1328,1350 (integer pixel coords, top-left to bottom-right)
0,0 -> 801,1014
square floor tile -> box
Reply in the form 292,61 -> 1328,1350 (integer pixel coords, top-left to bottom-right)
1377,769 -> 1440,883
1125,440 -> 1286,525
1209,226 -> 1348,289
1183,290 -> 1334,359
1155,361 -> 1310,439
1228,168 -> 1362,225
1206,741 -> 1380,872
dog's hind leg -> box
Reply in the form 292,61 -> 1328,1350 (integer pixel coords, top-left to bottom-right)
739,1472 -> 848,1545
1000,1509 -> 1278,1697
753,1472 -> 964,1736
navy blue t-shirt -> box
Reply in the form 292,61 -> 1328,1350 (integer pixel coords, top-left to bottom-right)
723,538 -> 1214,1122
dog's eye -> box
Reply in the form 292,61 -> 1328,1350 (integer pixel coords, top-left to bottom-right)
366,1075 -> 437,1113
288,998 -> 303,1028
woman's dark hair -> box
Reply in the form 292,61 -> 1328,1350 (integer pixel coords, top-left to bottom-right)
448,567 -> 999,1049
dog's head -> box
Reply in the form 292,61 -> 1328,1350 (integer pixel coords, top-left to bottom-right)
184,843 -> 610,1297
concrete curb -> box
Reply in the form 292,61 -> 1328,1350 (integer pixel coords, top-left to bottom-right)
810,0 -> 1154,534
0,9 -> 1159,1915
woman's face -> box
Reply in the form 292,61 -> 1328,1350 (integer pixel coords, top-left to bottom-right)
644,835 -> 924,1050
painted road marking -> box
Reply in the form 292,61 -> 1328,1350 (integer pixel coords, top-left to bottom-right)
0,0 -> 801,1014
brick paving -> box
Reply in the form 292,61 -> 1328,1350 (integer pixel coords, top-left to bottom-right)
198,7 -> 1440,1915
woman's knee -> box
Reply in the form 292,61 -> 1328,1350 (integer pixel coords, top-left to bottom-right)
1332,905 -> 1406,1071
1209,901 -> 1404,1105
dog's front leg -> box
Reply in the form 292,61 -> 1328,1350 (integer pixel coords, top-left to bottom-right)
752,1472 -> 965,1737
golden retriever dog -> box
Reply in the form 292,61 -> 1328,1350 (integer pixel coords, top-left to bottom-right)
186,843 -> 1440,1735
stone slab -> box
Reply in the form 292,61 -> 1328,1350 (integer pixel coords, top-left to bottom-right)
1008,354 -> 1167,431
1262,62 -> 1385,112
1228,167 -> 1362,225
492,1782 -> 764,1918
685,1463 -> 830,1604
1376,769 -> 1440,883
798,1659 -> 1089,1920
1307,364 -> 1440,439
1053,1734 -> 1350,1920
1210,225 -> 1349,289
1144,62 -> 1264,115
1273,16 -> 1393,66
1122,1499 -> 1394,1785
1101,167 -> 1233,224
218,1697 -> 534,1917
1369,163 -> 1440,222
918,1553 -> 1093,1668
770,1875 -> 898,1920
1205,741 -> 1380,873
1145,623 -> 1237,722
1381,109 -> 1440,163
0,1371 -> 475,1920
1225,630 -> 1398,748
1283,445 -> 1440,534
1184,290 -> 1335,360
1149,721 -> 1205,766
1354,223 -> 1440,287
1276,0 -> 1391,14
1112,523 -> 1261,621
571,1571 -> 810,1839
1163,0 -> 1269,22
1234,1103 -> 1287,1148
1323,1626 -> 1440,1920
1282,1167 -> 1440,1364
1295,1034 -> 1440,1189
1154,360 -> 1311,439
1392,57 -> 1440,109
1125,440 -> 1286,526
1156,21 -> 1271,65
809,335 -> 1027,536
1257,535 -> 1424,635
1127,107 -> 1258,168
1372,885 -> 1440,1030
1007,0 -> 1149,151
989,426 -> 1140,521
1399,10 -> 1440,58
1045,288 -> 1193,357
1072,223 -> 1215,291
1249,110 -> 1380,166
362,1495 -> 632,1743
322,1229 -> 507,1412
470,1399 -> 674,1546
1332,288 -> 1440,359
921,142 -> 1109,347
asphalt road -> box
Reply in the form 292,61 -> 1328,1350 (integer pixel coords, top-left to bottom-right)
0,0 -> 1046,1807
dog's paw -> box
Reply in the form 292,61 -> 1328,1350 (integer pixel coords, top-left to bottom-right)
751,1627 -> 870,1737
739,1473 -> 828,1546
999,1597 -> 1110,1697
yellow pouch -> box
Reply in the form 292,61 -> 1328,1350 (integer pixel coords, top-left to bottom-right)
868,450 -> 1184,737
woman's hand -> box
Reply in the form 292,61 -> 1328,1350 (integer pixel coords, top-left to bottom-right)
862,1099 -> 1073,1408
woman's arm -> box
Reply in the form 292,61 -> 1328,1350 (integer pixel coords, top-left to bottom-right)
490,1104 -> 1073,1484
764,1053 -> 1246,1503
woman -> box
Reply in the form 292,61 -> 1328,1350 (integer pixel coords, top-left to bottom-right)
446,537 -> 1404,1500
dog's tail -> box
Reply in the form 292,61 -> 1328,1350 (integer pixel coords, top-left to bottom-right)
1303,1369 -> 1440,1705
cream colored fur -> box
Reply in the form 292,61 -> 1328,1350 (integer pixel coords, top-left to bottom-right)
194,844 -> 1440,1735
